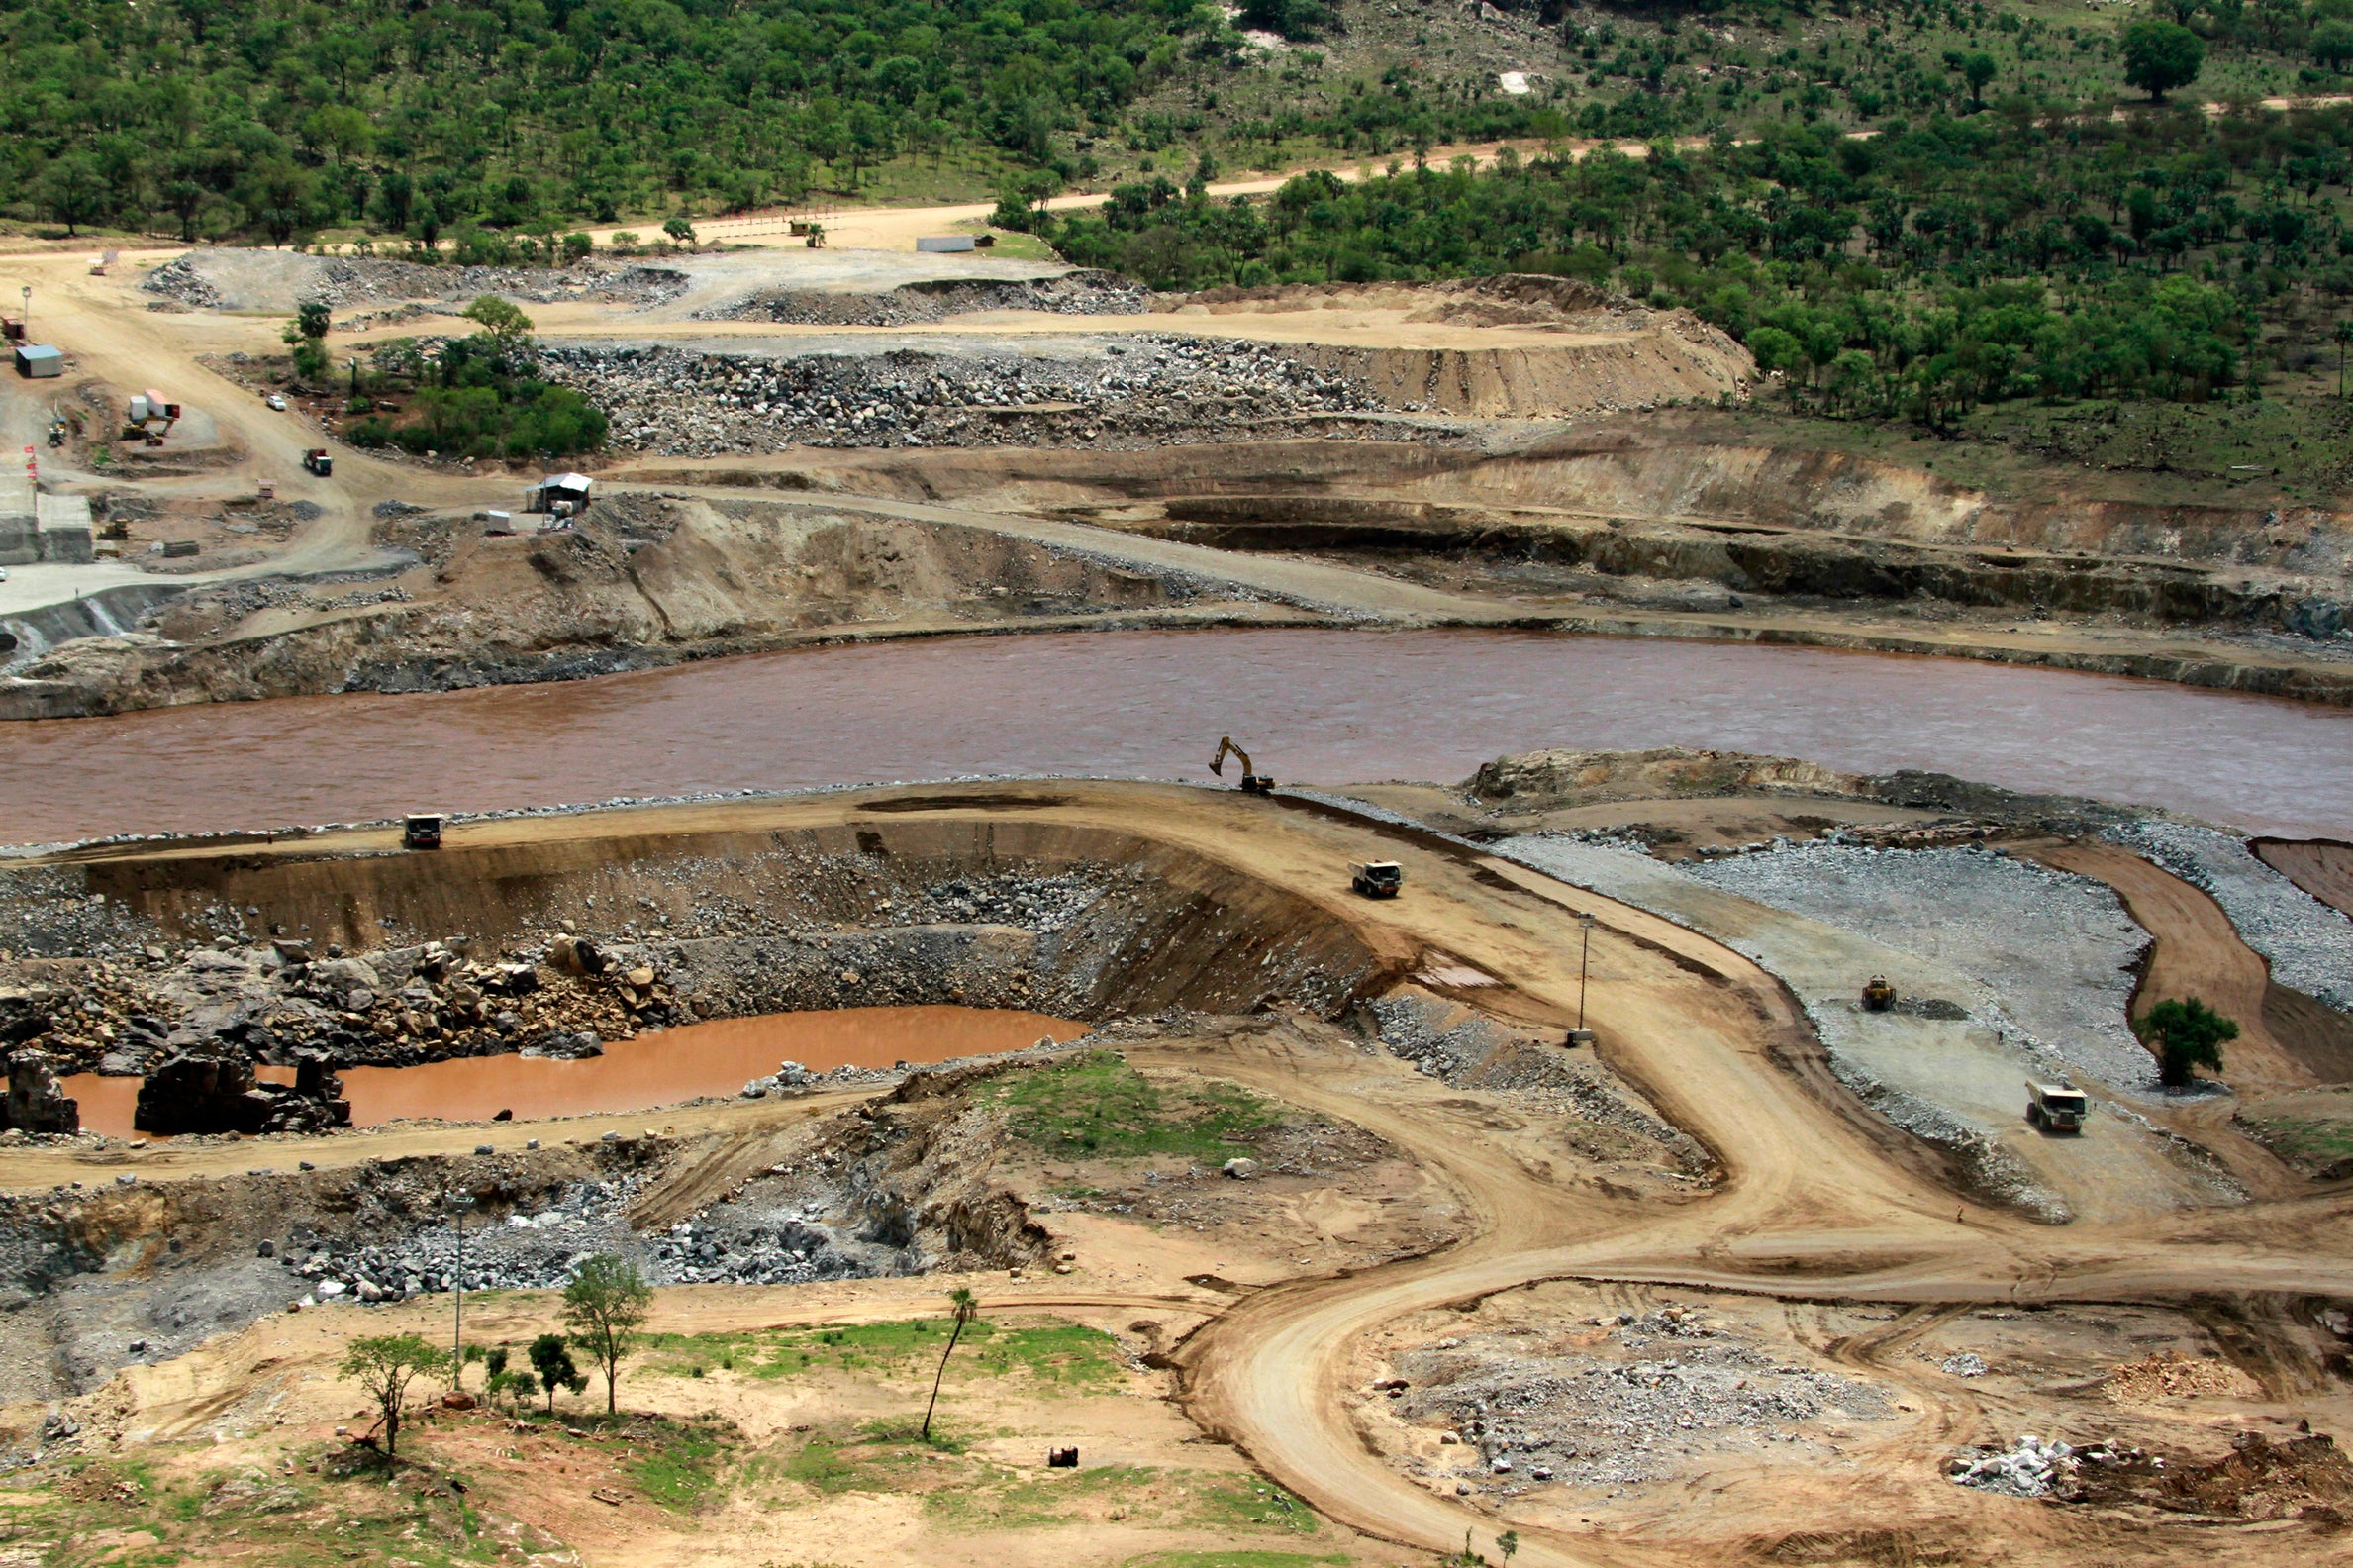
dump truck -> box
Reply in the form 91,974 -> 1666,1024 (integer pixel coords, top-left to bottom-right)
403,814 -> 444,850
2025,1081 -> 2088,1133
302,448 -> 333,477
1209,735 -> 1274,795
1350,861 -> 1404,899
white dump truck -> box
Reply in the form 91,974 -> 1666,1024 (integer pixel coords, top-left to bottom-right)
2025,1081 -> 2088,1133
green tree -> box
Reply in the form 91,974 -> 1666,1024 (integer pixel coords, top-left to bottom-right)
561,1255 -> 651,1416
1498,1529 -> 1520,1565
340,1334 -> 451,1458
2318,22 -> 2353,71
460,294 -> 535,343
529,1332 -> 587,1415
41,157 -> 104,238
2120,20 -> 2205,103
662,213 -> 698,247
921,1288 -> 980,1440
1959,51 -> 1997,110
2134,997 -> 2238,1087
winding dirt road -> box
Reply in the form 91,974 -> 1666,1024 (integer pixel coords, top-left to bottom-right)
20,782 -> 2352,1564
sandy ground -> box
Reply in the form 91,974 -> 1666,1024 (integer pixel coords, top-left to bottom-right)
2,780 -> 2347,1566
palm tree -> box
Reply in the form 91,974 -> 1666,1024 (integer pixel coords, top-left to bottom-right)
921,1288 -> 980,1441
2334,319 -> 2353,397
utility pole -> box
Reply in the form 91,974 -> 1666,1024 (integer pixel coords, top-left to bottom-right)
1570,911 -> 1598,1045
19,286 -> 28,342
446,1191 -> 476,1389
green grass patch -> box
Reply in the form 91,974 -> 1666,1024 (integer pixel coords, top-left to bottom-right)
624,1415 -> 735,1512
642,1316 -> 1121,1387
1189,1475 -> 1321,1537
926,1461 -> 1160,1530
2242,1114 -> 2353,1173
987,1051 -> 1281,1160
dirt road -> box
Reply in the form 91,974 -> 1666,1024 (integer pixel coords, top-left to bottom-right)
22,781 -> 2350,1566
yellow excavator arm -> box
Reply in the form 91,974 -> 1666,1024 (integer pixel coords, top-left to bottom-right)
1210,735 -> 1251,778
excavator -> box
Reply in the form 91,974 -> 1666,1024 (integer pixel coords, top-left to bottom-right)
1210,736 -> 1275,796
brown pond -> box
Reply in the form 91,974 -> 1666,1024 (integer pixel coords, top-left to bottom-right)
6,629 -> 2351,841
60,1005 -> 1088,1139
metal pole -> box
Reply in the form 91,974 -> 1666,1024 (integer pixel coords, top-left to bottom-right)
1574,911 -> 1597,1039
447,1192 -> 475,1389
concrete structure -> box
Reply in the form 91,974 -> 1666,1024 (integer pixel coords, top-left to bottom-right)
13,344 -> 63,378
0,479 -> 95,565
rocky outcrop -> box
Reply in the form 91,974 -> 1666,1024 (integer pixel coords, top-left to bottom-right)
133,1049 -> 348,1136
1470,746 -> 1870,810
3,1053 -> 77,1134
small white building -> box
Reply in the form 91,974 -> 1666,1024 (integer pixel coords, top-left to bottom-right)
13,344 -> 63,378
525,472 -> 595,514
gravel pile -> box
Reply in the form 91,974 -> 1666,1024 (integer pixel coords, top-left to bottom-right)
1395,1307 -> 1893,1494
1362,991 -> 1710,1172
539,336 -> 1387,455
1682,841 -> 2156,1092
699,269 -> 1149,326
2106,820 -> 2353,1012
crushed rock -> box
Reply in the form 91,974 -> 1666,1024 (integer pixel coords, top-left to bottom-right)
539,336 -> 1392,456
2106,820 -> 2353,1013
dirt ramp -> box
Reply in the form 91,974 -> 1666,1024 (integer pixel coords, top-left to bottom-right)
1282,323 -> 1749,417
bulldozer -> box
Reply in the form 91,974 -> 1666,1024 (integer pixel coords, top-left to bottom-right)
1861,975 -> 1896,1012
1209,736 -> 1275,796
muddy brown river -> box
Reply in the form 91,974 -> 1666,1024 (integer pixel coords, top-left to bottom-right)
60,1005 -> 1088,1137
6,629 -> 2349,841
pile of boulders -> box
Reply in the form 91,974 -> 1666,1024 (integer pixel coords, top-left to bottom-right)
133,1049 -> 347,1136
699,269 -> 1149,327
141,253 -> 689,314
1947,1433 -> 2084,1496
539,335 -> 1387,455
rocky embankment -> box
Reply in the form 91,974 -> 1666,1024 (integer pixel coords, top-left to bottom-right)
143,251 -> 688,313
539,336 -> 1392,455
698,268 -> 1149,326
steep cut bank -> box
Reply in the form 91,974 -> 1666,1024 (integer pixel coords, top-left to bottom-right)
0,810 -> 1398,1127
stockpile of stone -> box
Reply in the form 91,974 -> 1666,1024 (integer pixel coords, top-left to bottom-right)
701,269 -> 1150,327
1393,1306 -> 1894,1495
539,335 -> 1386,455
1947,1433 -> 2087,1496
142,253 -> 689,314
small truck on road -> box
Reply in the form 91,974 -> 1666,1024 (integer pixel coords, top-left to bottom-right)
1350,861 -> 1404,899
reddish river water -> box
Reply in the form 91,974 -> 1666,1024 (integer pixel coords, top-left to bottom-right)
61,1005 -> 1088,1137
5,629 -> 2348,841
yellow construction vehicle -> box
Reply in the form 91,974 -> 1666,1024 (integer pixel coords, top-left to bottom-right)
1862,975 -> 1896,1011
1209,736 -> 1274,795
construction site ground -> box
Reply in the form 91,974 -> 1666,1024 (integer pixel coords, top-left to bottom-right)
0,776 -> 2347,1567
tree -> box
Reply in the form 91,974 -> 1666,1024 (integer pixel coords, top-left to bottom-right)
561,1255 -> 651,1416
284,307 -> 331,382
2319,21 -> 2353,71
921,1288 -> 980,1440
1961,52 -> 1997,111
662,213 -> 698,248
1498,1529 -> 1520,1565
461,294 -> 535,343
529,1332 -> 587,1416
2135,998 -> 2238,1088
42,157 -> 104,238
2120,20 -> 2205,104
340,1334 -> 451,1458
